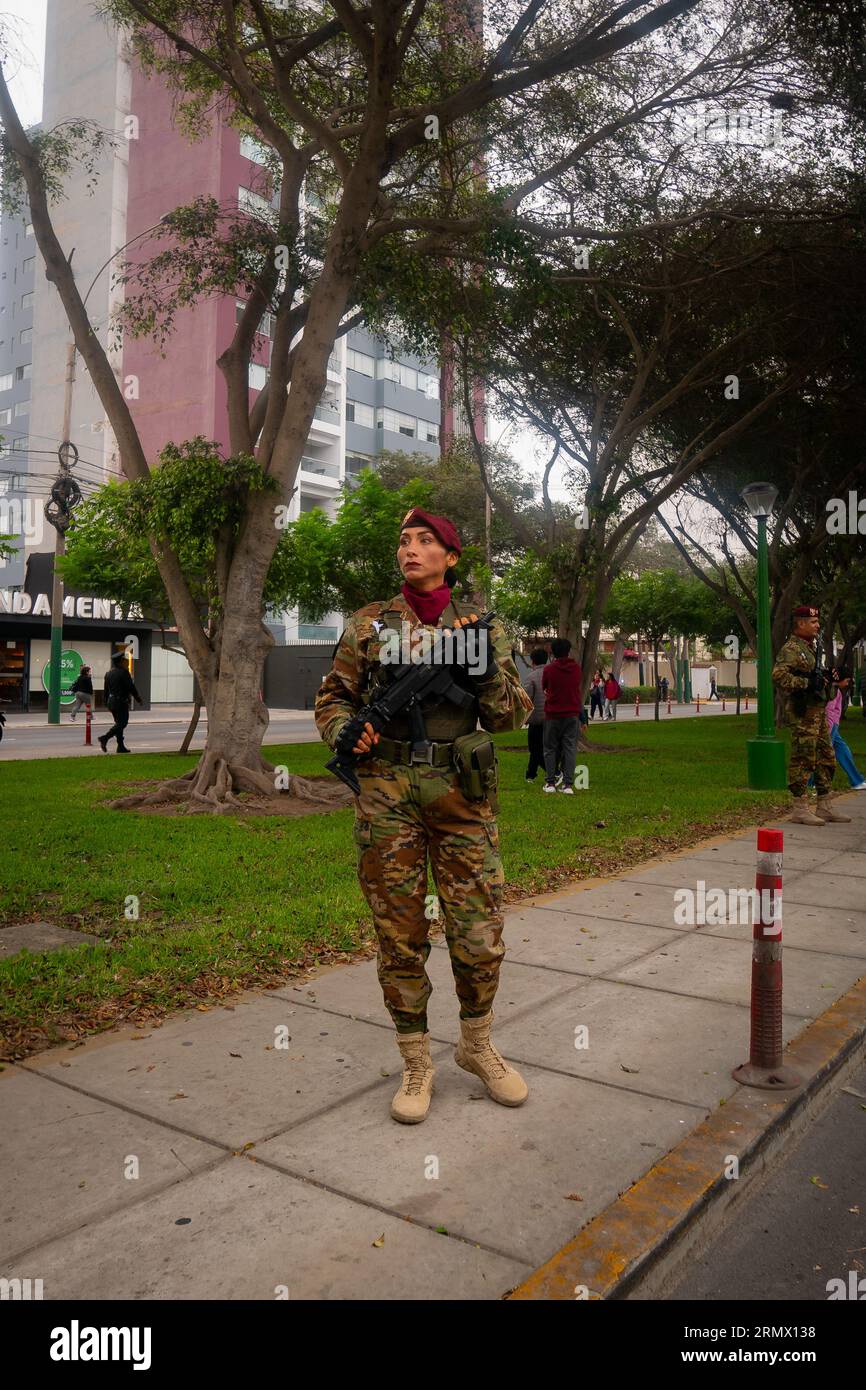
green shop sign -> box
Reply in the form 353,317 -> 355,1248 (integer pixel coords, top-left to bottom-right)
41,649 -> 84,705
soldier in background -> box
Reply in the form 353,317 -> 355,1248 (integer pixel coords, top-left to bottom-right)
315,508 -> 533,1124
771,604 -> 851,825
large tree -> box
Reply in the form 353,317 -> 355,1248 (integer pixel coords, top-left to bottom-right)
1,0 -> 745,809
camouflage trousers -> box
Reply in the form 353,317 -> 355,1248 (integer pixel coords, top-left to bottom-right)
789,705 -> 835,797
353,758 -> 505,1034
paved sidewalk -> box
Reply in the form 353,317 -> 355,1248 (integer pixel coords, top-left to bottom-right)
2,796 -> 864,1300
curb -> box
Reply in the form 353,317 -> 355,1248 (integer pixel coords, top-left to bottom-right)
506,975 -> 866,1300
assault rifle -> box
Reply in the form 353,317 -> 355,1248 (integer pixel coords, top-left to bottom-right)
326,611 -> 497,795
808,639 -> 839,697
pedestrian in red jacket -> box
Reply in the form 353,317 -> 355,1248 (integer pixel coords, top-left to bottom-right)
542,638 -> 583,794
603,672 -> 621,721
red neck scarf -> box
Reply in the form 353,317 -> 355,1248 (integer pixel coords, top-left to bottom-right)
401,581 -> 453,625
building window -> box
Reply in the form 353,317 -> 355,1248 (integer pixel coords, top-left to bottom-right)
0,408 -> 11,425
236,301 -> 275,338
11,435 -> 28,451
238,186 -> 274,220
19,328 -> 31,346
14,400 -> 29,417
240,134 -> 270,165
22,256 -> 35,274
347,348 -> 375,377
346,452 -> 374,476
298,622 -> 339,640
248,362 -> 268,391
380,359 -> 418,391
345,398 -> 374,428
417,371 -> 440,400
20,291 -> 33,309
25,223 -> 34,237
0,375 -> 11,393
421,420 -> 439,443
377,407 -> 417,437
15,364 -> 30,382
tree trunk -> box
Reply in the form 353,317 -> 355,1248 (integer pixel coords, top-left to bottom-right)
654,638 -> 660,721
179,694 -> 202,755
736,646 -> 742,716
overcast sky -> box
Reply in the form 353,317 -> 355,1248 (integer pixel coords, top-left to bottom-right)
2,0 -> 46,126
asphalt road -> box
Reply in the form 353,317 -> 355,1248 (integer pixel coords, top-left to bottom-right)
0,698 -> 761,760
668,1060 -> 866,1302
0,708 -> 323,759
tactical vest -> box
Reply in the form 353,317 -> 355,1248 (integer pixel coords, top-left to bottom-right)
360,597 -> 482,742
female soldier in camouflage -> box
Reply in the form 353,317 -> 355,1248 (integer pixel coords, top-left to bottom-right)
315,508 -> 534,1123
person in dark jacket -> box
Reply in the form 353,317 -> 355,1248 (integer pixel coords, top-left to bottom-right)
69,666 -> 93,720
99,653 -> 143,753
521,647 -> 548,781
589,669 -> 604,720
542,637 -> 583,794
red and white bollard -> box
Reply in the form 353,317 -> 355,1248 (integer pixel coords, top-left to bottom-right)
667,695 -> 672,714
722,696 -> 726,711
733,828 -> 801,1090
696,694 -> 701,713
84,704 -> 92,747
634,694 -> 640,717
744,694 -> 749,711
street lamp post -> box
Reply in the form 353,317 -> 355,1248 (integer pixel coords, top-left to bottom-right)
742,481 -> 787,789
45,217 -> 170,723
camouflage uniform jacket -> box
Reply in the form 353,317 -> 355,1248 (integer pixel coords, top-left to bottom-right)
315,592 -> 533,749
771,634 -> 828,720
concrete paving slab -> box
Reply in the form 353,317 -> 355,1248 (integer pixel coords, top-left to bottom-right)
21,997 -> 412,1150
0,1066 -> 220,1264
271,947 -> 577,1043
0,1157 -> 529,1300
821,850 -> 866,879
619,856 -> 807,891
535,881 -> 695,930
696,902 -> 866,957
494,905 -> 682,975
0,921 -> 101,959
610,930 -> 865,1018
257,1063 -> 699,1268
491,979 -> 808,1108
677,838 -> 840,870
781,869 -> 866,912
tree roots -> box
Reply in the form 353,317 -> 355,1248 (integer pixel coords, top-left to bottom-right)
107,755 -> 353,814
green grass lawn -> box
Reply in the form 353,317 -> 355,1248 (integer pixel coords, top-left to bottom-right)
2,713 -> 864,1055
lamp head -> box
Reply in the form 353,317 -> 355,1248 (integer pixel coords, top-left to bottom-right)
741,481 -> 778,518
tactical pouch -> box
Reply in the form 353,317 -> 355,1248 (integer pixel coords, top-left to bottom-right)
453,731 -> 499,812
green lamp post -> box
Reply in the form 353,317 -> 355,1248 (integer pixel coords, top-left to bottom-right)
742,481 -> 787,789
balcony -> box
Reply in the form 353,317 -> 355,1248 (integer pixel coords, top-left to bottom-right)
300,455 -> 341,481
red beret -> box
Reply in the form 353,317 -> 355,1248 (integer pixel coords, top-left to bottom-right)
793,605 -> 819,618
400,508 -> 462,556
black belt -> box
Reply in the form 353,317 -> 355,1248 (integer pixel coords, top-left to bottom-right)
374,736 -> 455,767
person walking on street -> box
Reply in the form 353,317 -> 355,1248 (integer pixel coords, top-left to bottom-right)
521,647 -> 548,782
99,653 -> 143,754
603,671 -> 621,720
542,638 -> 582,794
589,670 -> 604,720
772,604 -> 851,824
708,663 -> 719,700
826,677 -> 866,789
69,666 -> 93,720
315,508 -> 533,1125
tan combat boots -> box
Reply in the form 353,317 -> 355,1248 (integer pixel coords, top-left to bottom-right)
788,796 -> 825,826
815,795 -> 852,823
391,1031 -> 435,1123
455,1010 -> 529,1106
